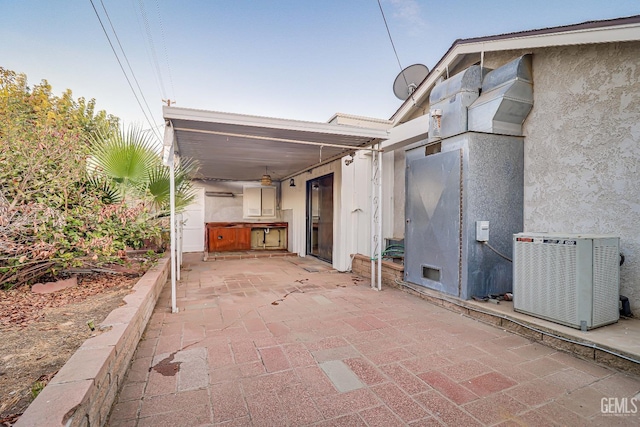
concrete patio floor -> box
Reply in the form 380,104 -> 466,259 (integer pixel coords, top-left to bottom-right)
108,254 -> 640,426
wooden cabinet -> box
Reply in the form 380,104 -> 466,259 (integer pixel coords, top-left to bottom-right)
207,227 -> 251,252
206,222 -> 288,253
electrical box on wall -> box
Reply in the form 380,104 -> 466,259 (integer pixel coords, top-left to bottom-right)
476,221 -> 489,242
243,186 -> 276,218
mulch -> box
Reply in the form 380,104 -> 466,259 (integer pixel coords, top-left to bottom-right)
0,274 -> 137,328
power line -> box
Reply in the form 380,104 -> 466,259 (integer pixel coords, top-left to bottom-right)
98,0 -> 161,139
88,0 -> 161,141
137,0 -> 167,100
377,0 -> 416,104
132,0 -> 164,99
154,0 -> 176,101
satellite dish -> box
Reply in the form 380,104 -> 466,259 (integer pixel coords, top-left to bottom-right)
393,64 -> 429,100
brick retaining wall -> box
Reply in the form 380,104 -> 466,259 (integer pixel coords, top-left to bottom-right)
16,256 -> 170,427
351,253 -> 404,288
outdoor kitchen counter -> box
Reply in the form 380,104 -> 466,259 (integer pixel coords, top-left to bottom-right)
205,222 -> 288,252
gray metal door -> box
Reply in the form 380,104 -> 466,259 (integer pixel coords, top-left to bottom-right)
405,150 -> 461,296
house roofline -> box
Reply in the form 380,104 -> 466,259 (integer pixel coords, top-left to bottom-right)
391,15 -> 640,124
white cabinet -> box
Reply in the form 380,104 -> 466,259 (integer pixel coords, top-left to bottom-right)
243,186 -> 277,218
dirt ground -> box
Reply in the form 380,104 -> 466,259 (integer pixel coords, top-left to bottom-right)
0,260 -> 153,425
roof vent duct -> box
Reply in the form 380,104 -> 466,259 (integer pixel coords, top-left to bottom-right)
428,65 -> 485,142
468,54 -> 533,136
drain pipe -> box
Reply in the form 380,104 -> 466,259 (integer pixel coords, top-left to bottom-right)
394,279 -> 640,365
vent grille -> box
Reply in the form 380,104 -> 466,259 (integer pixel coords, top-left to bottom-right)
514,240 -> 577,325
513,234 -> 619,330
593,244 -> 620,326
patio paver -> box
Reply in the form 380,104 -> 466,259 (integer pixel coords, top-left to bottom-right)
108,254 -> 640,426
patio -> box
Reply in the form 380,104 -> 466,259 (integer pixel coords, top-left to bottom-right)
108,254 -> 640,426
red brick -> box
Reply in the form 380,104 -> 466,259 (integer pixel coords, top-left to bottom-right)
371,383 -> 428,422
417,371 -> 478,405
462,392 -> 527,424
258,346 -> 291,372
211,381 -> 248,422
463,372 -> 517,397
381,364 -> 430,395
414,390 -> 482,426
314,388 -> 381,419
343,358 -> 386,386
359,405 -> 405,427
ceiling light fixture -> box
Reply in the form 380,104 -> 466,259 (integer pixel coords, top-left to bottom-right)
261,166 -> 272,186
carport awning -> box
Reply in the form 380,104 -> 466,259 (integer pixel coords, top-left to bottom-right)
163,106 -> 389,181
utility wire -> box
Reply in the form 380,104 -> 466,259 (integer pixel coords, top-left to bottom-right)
89,0 -> 161,141
138,0 -> 167,100
132,0 -> 164,99
483,241 -> 513,262
154,0 -> 176,101
377,0 -> 416,104
98,0 -> 161,141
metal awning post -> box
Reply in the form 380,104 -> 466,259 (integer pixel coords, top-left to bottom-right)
169,161 -> 177,312
370,152 -> 375,289
377,143 -> 382,291
370,143 -> 382,291
163,123 -> 178,313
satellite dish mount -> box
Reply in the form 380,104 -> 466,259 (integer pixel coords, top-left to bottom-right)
393,64 -> 429,101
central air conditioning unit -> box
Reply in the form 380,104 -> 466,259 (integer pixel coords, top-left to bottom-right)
513,233 -> 620,330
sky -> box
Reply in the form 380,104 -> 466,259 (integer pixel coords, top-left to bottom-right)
1,0 -> 639,142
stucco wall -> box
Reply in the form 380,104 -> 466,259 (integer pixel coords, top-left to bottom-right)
488,42 -> 640,312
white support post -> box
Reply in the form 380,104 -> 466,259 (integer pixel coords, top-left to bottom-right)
377,143 -> 382,291
176,213 -> 182,281
163,122 -> 178,314
370,149 -> 375,289
169,159 -> 178,313
370,143 -> 382,291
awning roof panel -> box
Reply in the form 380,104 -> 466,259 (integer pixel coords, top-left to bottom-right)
164,107 -> 389,181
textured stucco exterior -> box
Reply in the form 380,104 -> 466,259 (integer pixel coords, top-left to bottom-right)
390,40 -> 640,311
487,42 -> 640,312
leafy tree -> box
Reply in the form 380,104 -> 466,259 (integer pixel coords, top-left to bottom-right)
0,68 -> 165,289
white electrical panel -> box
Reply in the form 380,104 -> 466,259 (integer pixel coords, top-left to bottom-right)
476,221 -> 489,242
513,233 -> 619,330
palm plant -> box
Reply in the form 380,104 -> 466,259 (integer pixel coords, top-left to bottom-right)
146,157 -> 198,214
89,125 -> 197,215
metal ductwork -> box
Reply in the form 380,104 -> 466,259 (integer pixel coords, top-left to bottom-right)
468,55 -> 533,136
428,65 -> 486,142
